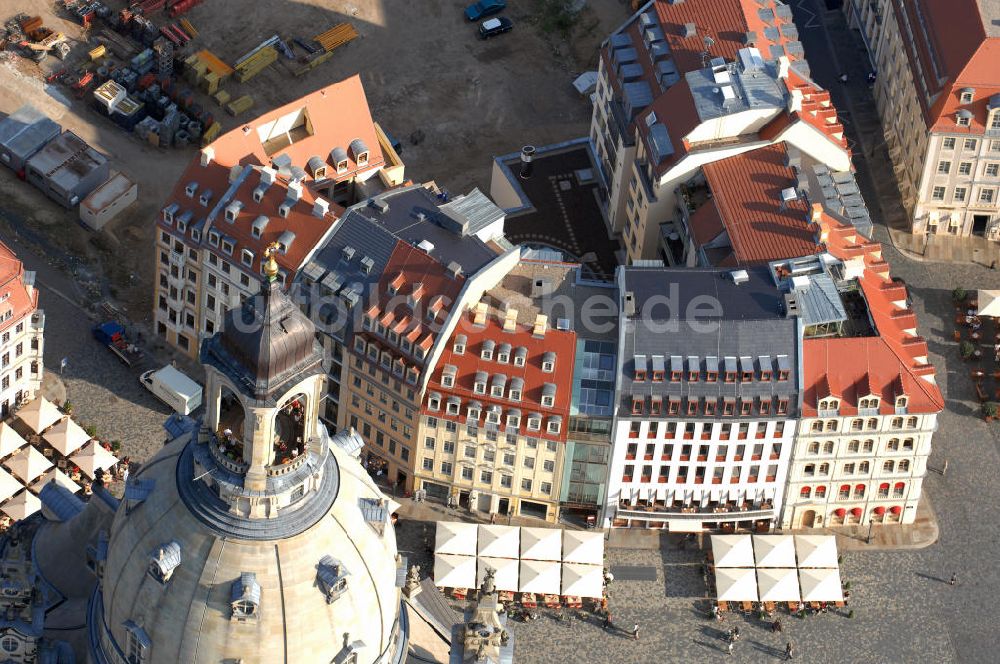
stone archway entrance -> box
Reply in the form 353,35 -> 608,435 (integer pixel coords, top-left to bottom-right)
799,509 -> 817,529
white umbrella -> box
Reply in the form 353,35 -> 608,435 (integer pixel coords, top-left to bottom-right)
69,442 -> 119,479
0,467 -> 22,503
433,553 -> 476,589
3,445 -> 52,483
562,530 -> 604,565
518,559 -> 561,594
0,423 -> 26,458
798,567 -> 844,602
43,418 -> 91,456
711,534 -> 755,568
477,556 -> 520,592
29,468 -> 79,495
753,535 -> 797,568
715,567 -> 758,601
520,527 -> 562,561
1,490 -> 41,521
978,290 -> 1000,316
16,397 -> 63,434
434,521 -> 478,556
477,525 -> 519,559
794,535 -> 839,568
561,563 -> 604,598
757,567 -> 800,602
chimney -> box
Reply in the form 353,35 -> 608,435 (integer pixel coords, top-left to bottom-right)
200,146 -> 214,167
532,314 -> 548,338
473,301 -> 488,327
259,167 -> 276,187
519,145 -> 535,179
623,291 -> 636,316
744,31 -> 756,45
788,89 -> 804,113
313,197 -> 330,218
287,180 -> 303,203
777,56 -> 791,80
683,22 -> 696,38
730,269 -> 749,285
502,307 -> 518,332
531,277 -> 552,298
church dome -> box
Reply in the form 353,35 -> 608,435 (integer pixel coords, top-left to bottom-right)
90,429 -> 407,664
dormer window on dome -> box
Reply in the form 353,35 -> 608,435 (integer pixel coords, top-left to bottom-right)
317,555 -> 350,604
230,572 -> 261,622
148,540 -> 181,584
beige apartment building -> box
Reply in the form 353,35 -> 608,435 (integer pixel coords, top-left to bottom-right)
846,0 -> 1000,238
153,76 -> 405,358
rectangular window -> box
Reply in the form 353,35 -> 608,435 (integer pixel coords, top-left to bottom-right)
980,188 -> 996,203
422,458 -> 434,471
937,161 -> 951,174
943,137 -> 956,150
987,164 -> 999,177
959,162 -> 972,176
441,462 -> 453,475
954,187 -> 968,202
965,138 -> 978,151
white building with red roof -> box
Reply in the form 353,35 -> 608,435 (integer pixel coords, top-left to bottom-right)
779,206 -> 943,529
153,75 -> 406,358
0,242 -> 44,417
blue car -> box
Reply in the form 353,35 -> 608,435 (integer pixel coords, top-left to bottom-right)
465,0 -> 506,21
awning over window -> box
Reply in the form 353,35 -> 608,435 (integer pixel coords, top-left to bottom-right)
890,506 -> 902,515
834,508 -> 846,518
850,507 -> 862,518
873,506 -> 886,516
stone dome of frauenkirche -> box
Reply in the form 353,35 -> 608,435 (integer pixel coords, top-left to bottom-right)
86,261 -> 408,664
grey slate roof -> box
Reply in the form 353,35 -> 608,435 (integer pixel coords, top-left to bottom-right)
438,188 -> 504,237
38,482 -> 84,521
231,572 -> 261,604
0,105 -> 61,162
687,61 -> 785,123
619,266 -> 800,416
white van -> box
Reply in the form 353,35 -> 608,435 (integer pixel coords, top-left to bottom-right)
140,365 -> 202,415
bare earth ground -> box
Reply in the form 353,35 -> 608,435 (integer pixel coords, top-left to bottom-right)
0,0 -> 626,326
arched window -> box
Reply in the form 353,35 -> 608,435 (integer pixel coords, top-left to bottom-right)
848,440 -> 860,453
887,438 -> 899,451
803,464 -> 815,476
893,482 -> 906,497
866,418 -> 878,430
863,440 -> 874,453
850,418 -> 863,431
800,486 -> 811,498
815,486 -> 827,498
825,420 -> 838,432
858,461 -> 870,474
818,463 -> 830,475
811,421 -> 823,432
808,441 -> 820,454
878,482 -> 890,498
854,484 -> 865,498
823,441 -> 834,454
906,416 -> 918,428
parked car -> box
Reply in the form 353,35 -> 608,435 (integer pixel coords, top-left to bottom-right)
479,17 -> 513,39
464,0 -> 506,21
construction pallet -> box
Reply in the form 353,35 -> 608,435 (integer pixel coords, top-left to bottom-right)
212,89 -> 231,106
179,18 -> 198,39
194,49 -> 232,77
293,49 -> 333,77
313,23 -> 357,52
201,121 -> 222,146
99,28 -> 139,58
234,46 -> 276,82
225,94 -> 253,116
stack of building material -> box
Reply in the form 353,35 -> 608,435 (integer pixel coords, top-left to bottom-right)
234,45 -> 277,82
212,89 -> 231,106
152,37 -> 173,76
179,18 -> 198,39
88,44 -> 106,61
225,95 -> 253,116
313,23 -> 358,52
201,121 -> 221,146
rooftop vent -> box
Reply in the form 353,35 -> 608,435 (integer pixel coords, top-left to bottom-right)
370,197 -> 389,214
744,31 -> 757,45
781,187 -> 798,202
784,293 -> 800,316
730,269 -> 749,285
198,189 -> 213,207
287,180 -> 303,203
683,22 -> 696,38
271,153 -> 293,176
313,197 -> 330,218
520,145 -> 535,180
556,318 -> 571,331
531,278 -> 553,298
446,261 -> 463,279
360,256 -> 375,274
185,182 -> 198,198
417,239 -> 435,253
342,245 -> 356,262
259,167 -> 276,187
200,147 -> 214,167
624,291 -> 636,316
228,164 -> 243,183
289,165 -> 307,183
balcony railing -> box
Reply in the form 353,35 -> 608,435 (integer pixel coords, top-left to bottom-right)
616,504 -> 775,521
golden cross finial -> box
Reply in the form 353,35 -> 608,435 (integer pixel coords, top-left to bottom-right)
264,242 -> 281,281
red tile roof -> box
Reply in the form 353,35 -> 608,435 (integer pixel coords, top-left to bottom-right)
782,68 -> 850,153
700,143 -> 819,265
0,242 -> 37,334
423,311 -> 577,442
653,0 -> 797,74
688,198 -> 726,245
361,241 -> 468,368
158,75 -> 388,277
804,205 -> 944,415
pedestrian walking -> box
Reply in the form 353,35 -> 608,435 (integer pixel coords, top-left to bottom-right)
785,642 -> 794,660
727,641 -> 734,656
59,357 -> 68,375
950,573 -> 957,586
632,622 -> 639,641
772,619 -> 782,633
603,612 -> 612,629
490,512 -> 497,524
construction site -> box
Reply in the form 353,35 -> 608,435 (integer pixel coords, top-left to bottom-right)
0,0 -> 624,326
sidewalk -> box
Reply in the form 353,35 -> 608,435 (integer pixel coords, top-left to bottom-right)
393,495 -> 578,530
815,4 -> 1000,267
